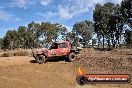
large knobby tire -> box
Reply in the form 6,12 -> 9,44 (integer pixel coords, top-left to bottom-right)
76,76 -> 87,85
35,55 -> 46,64
68,52 -> 77,62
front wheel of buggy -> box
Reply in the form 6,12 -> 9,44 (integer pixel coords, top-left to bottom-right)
35,55 -> 46,64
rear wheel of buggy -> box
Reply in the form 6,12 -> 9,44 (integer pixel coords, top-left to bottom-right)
68,52 -> 77,62
35,55 -> 46,64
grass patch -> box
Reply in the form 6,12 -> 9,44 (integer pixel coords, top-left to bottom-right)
0,49 -> 32,57
13,51 -> 29,56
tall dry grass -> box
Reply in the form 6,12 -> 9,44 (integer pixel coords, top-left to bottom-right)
0,49 -> 32,57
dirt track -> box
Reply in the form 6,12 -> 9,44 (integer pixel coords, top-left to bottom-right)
0,48 -> 132,88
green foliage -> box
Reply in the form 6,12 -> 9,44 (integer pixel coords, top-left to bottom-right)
2,21 -> 67,50
93,2 -> 125,48
0,38 -> 4,49
65,32 -> 74,41
92,38 -> 97,45
3,30 -> 19,50
121,0 -> 132,21
72,20 -> 94,46
37,22 -> 67,47
126,31 -> 132,44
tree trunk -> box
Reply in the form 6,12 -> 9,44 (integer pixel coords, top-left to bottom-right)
102,35 -> 105,49
107,39 -> 111,50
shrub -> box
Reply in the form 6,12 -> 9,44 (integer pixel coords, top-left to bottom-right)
0,50 -> 31,57
1,52 -> 11,57
13,51 -> 29,56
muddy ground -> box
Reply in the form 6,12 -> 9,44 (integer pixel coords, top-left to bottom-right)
0,48 -> 132,88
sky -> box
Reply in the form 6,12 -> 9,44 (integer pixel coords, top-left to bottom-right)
0,0 -> 122,38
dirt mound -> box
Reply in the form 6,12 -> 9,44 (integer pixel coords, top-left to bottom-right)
73,48 -> 132,74
79,48 -> 95,54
